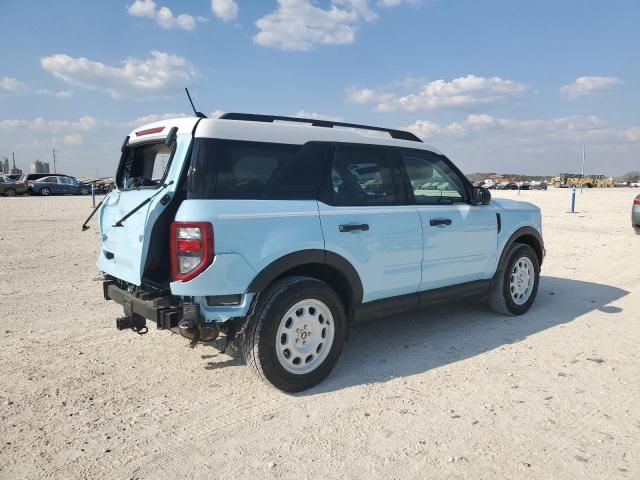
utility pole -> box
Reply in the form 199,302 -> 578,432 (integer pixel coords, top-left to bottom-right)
12,152 -> 15,169
52,148 -> 57,173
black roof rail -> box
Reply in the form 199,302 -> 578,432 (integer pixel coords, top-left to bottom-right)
218,112 -> 422,143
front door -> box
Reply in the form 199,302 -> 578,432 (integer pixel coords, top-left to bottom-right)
317,144 -> 423,303
397,149 -> 498,292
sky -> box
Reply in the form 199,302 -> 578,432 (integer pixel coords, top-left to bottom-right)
1,0 -> 639,177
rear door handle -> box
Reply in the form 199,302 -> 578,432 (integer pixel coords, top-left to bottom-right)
430,218 -> 452,226
339,223 -> 369,232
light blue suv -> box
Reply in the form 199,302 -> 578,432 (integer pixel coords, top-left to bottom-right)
94,113 -> 544,391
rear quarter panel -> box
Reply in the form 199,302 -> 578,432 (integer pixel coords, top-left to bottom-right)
169,199 -> 324,296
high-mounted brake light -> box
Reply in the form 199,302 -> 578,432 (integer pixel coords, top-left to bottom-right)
135,126 -> 165,137
170,222 -> 214,282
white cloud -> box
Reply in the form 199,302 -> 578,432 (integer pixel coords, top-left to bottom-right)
211,0 -> 238,22
40,51 -> 198,99
351,75 -> 528,111
0,116 -> 100,133
292,110 -> 344,121
127,0 -> 198,30
379,0 -> 418,6
132,113 -> 188,126
210,110 -> 224,118
63,133 -> 83,146
254,0 -> 368,50
1,77 -> 71,97
345,86 -> 376,103
560,76 -> 621,98
403,113 -> 640,174
0,76 -> 28,94
626,127 -> 640,142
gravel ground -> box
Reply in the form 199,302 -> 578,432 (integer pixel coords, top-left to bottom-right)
1,188 -> 639,479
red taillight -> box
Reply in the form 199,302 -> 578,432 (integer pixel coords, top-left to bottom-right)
634,197 -> 640,205
135,126 -> 165,137
170,222 -> 214,282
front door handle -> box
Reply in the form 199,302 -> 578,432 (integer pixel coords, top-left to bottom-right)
430,218 -> 452,226
339,223 -> 370,232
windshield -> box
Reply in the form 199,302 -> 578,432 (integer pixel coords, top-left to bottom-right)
116,141 -> 174,190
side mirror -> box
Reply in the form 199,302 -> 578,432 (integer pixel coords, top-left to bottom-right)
471,186 -> 491,205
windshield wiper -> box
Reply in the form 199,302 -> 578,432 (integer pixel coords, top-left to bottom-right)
81,192 -> 110,231
112,180 -> 174,228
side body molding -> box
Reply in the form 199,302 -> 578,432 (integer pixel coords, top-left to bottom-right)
247,249 -> 364,305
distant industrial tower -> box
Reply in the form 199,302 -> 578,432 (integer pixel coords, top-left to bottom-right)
1,157 -> 9,173
30,160 -> 48,173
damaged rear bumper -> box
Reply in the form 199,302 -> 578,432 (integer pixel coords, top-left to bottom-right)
103,280 -> 181,329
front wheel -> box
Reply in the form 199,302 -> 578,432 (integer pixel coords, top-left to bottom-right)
488,243 -> 540,316
4,188 -> 16,197
241,276 -> 347,392
40,187 -> 51,196
80,186 -> 90,195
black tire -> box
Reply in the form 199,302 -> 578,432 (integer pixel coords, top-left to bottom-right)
80,187 -> 90,195
40,187 -> 51,196
240,276 -> 347,392
4,188 -> 16,197
488,243 -> 540,316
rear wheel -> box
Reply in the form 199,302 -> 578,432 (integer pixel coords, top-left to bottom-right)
553,181 -> 561,188
241,276 -> 347,392
40,187 -> 51,196
4,188 -> 16,197
488,243 -> 540,316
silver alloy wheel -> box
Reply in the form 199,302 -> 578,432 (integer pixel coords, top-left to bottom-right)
510,257 -> 535,305
41,188 -> 50,196
275,299 -> 335,375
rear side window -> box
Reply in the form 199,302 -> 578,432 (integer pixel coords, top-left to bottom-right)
321,144 -> 398,206
188,139 -> 327,200
117,142 -> 174,190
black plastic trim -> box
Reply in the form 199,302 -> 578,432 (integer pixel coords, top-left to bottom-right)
497,226 -> 545,270
352,279 -> 491,325
219,112 -> 422,143
103,281 -> 181,329
496,213 -> 502,233
247,249 -> 364,305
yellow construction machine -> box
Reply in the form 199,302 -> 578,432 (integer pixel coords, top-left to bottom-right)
550,173 -> 614,188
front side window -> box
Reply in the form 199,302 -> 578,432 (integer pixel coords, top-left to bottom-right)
324,145 -> 397,206
117,142 -> 174,190
400,150 -> 467,205
188,139 -> 327,200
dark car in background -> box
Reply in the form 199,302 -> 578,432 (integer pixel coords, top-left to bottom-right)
0,176 -> 29,197
30,175 -> 91,196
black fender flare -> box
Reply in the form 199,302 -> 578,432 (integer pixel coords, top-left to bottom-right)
497,226 -> 545,270
247,249 -> 364,305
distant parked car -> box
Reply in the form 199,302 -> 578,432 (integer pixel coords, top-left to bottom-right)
0,176 -> 29,197
530,181 -> 548,190
632,195 -> 640,232
30,175 -> 91,196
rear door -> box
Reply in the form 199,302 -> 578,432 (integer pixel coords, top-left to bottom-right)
317,144 -> 423,303
97,125 -> 195,285
398,149 -> 498,291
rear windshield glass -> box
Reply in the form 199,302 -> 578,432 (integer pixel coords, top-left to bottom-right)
117,142 -> 174,189
188,139 -> 327,200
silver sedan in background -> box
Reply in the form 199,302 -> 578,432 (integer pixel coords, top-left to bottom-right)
633,194 -> 640,231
